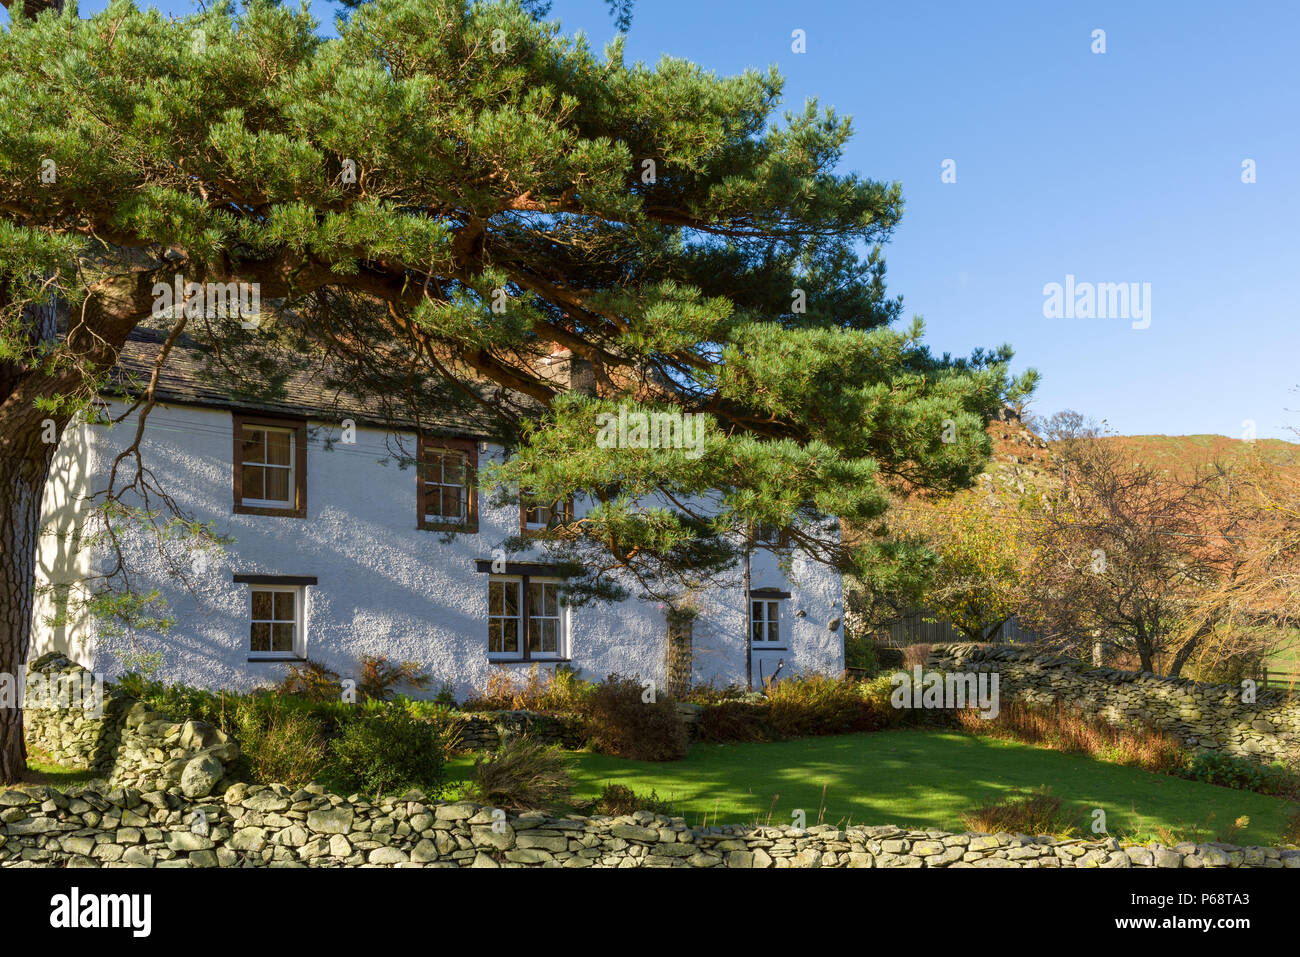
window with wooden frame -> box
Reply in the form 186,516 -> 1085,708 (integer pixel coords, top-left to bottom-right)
418,436 -> 478,532
233,414 -> 307,517
487,575 -> 568,661
520,494 -> 575,534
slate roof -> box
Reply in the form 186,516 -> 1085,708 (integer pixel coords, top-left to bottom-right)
105,326 -> 502,439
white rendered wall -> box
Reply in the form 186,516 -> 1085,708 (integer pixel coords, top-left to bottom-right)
33,401 -> 843,700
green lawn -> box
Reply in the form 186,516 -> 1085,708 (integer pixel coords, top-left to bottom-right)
450,730 -> 1295,845
20,753 -> 96,791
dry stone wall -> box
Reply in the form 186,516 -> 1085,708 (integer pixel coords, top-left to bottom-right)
928,643 -> 1300,764
2,783 -> 1296,868
452,710 -> 585,751
22,653 -> 241,797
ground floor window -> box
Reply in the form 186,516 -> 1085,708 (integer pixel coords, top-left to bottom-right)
488,575 -> 567,660
248,585 -> 304,659
751,598 -> 782,646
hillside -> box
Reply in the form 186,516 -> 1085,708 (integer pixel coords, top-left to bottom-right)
983,413 -> 1300,488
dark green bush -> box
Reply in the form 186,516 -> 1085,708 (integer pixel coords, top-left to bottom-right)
874,645 -> 905,669
844,634 -> 880,675
578,673 -> 687,761
327,708 -> 458,796
1178,751 -> 1297,797
234,698 -> 328,788
696,699 -> 772,742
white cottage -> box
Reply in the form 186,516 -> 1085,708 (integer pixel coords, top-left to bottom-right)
32,329 -> 844,700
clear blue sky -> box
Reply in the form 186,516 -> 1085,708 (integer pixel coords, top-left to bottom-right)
18,0 -> 1300,438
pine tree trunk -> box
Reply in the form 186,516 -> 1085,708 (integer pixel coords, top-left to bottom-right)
0,448 -> 52,784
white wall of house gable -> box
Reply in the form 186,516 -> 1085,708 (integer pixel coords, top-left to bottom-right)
31,418 -> 101,666
33,400 -> 843,699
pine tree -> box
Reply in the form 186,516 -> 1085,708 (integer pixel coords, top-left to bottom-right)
0,0 -> 1034,781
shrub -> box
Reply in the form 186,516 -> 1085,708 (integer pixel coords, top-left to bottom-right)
461,735 -> 575,812
356,655 -> 434,702
327,708 -> 459,796
275,659 -> 343,702
114,673 -> 231,727
962,787 -> 1077,837
463,664 -> 592,712
234,698 -> 329,788
766,674 -> 876,738
1178,752 -> 1298,797
1282,807 -> 1300,846
874,644 -> 905,669
858,673 -> 906,727
578,673 -> 687,761
683,683 -> 751,705
589,783 -> 674,817
843,633 -> 880,675
696,699 -> 772,742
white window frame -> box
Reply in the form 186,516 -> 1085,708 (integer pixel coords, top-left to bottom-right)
488,578 -> 523,658
488,575 -> 568,661
751,598 -> 783,647
240,425 -> 296,509
248,585 -> 305,659
523,503 -> 554,531
526,579 -> 566,660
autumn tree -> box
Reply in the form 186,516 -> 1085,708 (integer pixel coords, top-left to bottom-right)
889,490 -> 1036,643
1023,428 -> 1254,676
0,0 -> 1032,782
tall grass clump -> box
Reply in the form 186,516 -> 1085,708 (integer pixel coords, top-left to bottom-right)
962,787 -> 1078,837
956,700 -> 1186,774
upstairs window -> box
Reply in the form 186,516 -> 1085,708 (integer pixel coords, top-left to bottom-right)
418,437 -> 478,532
520,495 -> 574,533
233,414 -> 307,517
752,522 -> 790,547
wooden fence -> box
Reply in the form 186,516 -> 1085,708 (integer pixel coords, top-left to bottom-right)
1257,669 -> 1300,691
872,610 -> 1045,648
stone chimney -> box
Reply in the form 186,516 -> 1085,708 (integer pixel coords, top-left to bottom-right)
538,344 -> 596,395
